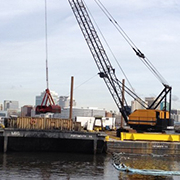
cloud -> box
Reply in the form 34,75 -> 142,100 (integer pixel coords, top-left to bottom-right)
172,95 -> 179,102
0,0 -> 180,111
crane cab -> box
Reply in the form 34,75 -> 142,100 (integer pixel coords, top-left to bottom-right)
128,109 -> 172,131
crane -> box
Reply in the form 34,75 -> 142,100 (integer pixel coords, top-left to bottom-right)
68,0 -> 173,132
35,0 -> 61,114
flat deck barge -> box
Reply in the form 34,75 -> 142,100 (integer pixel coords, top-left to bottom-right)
106,131 -> 180,155
0,117 -> 107,154
2,117 -> 180,155
0,129 -> 106,154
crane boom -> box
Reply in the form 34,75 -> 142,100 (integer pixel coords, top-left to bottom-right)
68,0 -> 173,131
68,0 -> 130,123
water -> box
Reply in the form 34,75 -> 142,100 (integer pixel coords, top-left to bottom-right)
0,152 -> 180,180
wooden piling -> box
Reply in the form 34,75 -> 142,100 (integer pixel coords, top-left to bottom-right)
4,135 -> 8,153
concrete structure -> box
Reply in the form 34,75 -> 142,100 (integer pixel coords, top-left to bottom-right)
0,104 -> 3,111
3,100 -> 19,117
145,97 -> 160,109
7,109 -> 19,117
160,101 -> 170,111
0,111 -> 7,118
4,100 -> 19,111
21,105 -> 33,117
171,109 -> 180,122
55,107 -> 106,120
59,96 -> 76,108
131,99 -> 146,112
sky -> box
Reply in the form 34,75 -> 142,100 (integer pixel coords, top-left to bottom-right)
0,0 -> 180,112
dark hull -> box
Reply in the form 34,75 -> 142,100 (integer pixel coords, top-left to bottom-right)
7,137 -> 105,154
1,129 -> 107,154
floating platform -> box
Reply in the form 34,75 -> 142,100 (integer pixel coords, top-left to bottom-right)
0,129 -> 107,154
0,117 -> 107,154
105,131 -> 180,155
121,132 -> 180,142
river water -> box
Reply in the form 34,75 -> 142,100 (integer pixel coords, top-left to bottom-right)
0,152 -> 180,180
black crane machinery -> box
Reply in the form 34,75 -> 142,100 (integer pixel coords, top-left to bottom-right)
68,0 -> 174,132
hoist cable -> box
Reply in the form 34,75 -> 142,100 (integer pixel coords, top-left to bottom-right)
65,74 -> 98,97
83,1 -> 148,108
94,0 -> 137,49
74,74 -> 98,90
94,0 -> 169,86
84,1 -> 135,92
45,0 -> 49,89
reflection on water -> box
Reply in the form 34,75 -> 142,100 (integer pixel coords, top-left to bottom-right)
0,152 -> 180,180
118,153 -> 180,180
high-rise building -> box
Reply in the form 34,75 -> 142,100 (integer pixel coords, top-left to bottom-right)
0,104 -> 3,111
131,98 -> 146,112
145,97 -> 160,109
4,100 -> 19,111
21,105 -> 33,117
55,107 -> 105,120
35,90 -> 59,106
59,96 -> 76,108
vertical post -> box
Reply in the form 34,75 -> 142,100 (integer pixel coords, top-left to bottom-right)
69,76 -> 74,120
169,88 -> 172,120
4,135 -> 8,153
164,88 -> 167,123
93,138 -> 97,154
121,79 -> 125,128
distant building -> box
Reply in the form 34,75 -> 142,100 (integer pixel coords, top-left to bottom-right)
145,97 -> 160,109
0,111 -> 7,118
131,99 -> 146,112
35,90 -> 59,106
0,104 -> 3,111
55,107 -> 105,120
3,100 -> 19,117
7,109 -> 19,117
160,101 -> 170,111
4,100 -> 19,111
59,96 -> 76,108
171,109 -> 180,122
171,109 -> 180,115
30,108 -> 36,117
21,105 -> 33,117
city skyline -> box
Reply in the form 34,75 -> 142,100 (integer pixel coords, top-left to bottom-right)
0,0 -> 180,111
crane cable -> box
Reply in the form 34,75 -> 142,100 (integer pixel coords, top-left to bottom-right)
74,74 -> 98,90
45,0 -> 49,89
83,1 -> 135,92
94,0 -> 169,86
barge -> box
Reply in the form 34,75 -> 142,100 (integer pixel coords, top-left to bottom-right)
106,131 -> 180,155
0,117 -> 107,154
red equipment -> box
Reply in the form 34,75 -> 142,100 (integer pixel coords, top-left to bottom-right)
36,88 -> 61,114
36,3 -> 61,115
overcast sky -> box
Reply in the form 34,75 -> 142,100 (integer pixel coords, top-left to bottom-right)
0,0 -> 180,112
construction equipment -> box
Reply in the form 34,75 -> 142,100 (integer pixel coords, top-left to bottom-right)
35,88 -> 61,114
36,0 -> 61,114
68,0 -> 173,132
